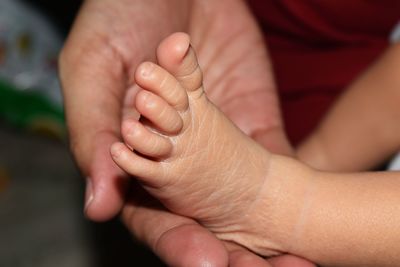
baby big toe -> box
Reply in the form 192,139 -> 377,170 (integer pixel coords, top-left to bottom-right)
157,32 -> 203,93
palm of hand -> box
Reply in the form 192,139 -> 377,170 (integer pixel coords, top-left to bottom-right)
67,0 -> 283,134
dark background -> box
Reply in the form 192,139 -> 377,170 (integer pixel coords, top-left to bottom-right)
23,0 -> 82,34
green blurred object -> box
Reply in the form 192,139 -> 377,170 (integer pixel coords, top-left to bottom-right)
0,78 -> 65,139
0,0 -> 64,139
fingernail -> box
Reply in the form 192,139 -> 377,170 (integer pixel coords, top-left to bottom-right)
84,177 -> 94,213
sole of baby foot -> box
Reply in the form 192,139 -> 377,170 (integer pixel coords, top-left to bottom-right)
112,32 -> 311,258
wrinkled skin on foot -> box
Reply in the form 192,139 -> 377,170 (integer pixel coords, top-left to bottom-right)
60,0 -> 312,266
112,32 -> 310,264
112,32 -> 277,251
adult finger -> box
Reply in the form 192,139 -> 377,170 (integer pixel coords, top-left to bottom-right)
228,247 -> 273,267
121,185 -> 229,267
59,30 -> 128,221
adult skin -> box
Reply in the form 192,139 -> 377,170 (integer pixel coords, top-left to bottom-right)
59,0 -> 312,266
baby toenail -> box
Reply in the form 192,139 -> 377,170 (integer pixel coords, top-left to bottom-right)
111,143 -> 123,158
125,121 -> 138,136
140,62 -> 155,77
141,91 -> 156,108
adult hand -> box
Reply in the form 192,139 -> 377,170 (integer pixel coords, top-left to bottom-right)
122,185 -> 314,267
60,0 -> 310,266
60,0 -> 192,221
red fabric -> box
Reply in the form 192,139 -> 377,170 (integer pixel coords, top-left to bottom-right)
247,0 -> 400,144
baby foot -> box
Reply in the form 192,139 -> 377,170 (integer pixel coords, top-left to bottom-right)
111,32 -> 281,255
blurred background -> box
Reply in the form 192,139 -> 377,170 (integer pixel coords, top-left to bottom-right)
0,0 -> 165,266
